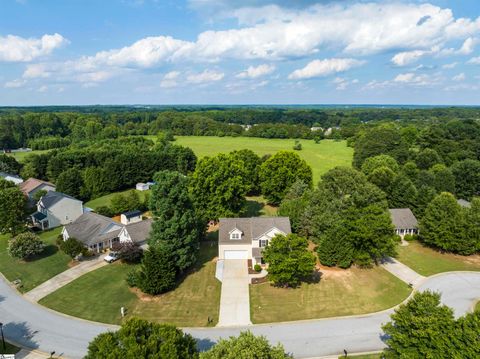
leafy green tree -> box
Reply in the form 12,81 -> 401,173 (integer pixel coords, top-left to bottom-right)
200,331 -> 291,359
388,174 -> 418,209
60,237 -> 84,259
455,311 -> 480,357
0,183 -> 26,235
367,166 -> 396,193
259,151 -> 312,205
56,168 -> 84,199
110,190 -> 141,215
136,247 -> 176,295
8,232 -> 44,260
451,159 -> 480,200
464,198 -> 480,254
429,164 -> 455,194
278,180 -> 311,233
361,154 -> 399,177
85,318 -> 198,359
230,149 -> 262,194
416,148 -> 443,170
0,154 -> 21,174
149,170 -> 202,272
190,154 -> 248,219
415,185 -> 437,217
262,234 -> 315,287
402,161 -> 419,182
420,192 -> 474,254
112,242 -> 143,264
81,167 -> 111,199
383,291 -> 458,359
32,189 -> 48,202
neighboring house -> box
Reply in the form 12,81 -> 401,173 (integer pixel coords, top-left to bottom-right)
135,182 -> 155,191
120,210 -> 142,225
118,218 -> 153,249
19,178 -> 56,200
0,172 -> 23,185
218,217 -> 291,267
62,212 -> 123,252
389,208 -> 419,238
457,199 -> 471,208
31,191 -> 83,230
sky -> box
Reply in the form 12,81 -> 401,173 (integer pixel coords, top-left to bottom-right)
1,0 -> 480,105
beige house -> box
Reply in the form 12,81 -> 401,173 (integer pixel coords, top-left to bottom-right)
31,191 -> 83,230
218,217 -> 291,267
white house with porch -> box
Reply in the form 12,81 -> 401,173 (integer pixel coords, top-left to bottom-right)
389,208 -> 419,238
218,217 -> 291,267
31,191 -> 83,230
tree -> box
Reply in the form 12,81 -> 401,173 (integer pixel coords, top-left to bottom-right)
56,168 -> 84,199
230,149 -> 262,194
112,242 -> 143,264
8,232 -> 44,260
455,311 -> 480,358
415,148 -> 443,170
200,331 -> 291,359
382,291 -> 458,359
149,170 -> 202,272
262,234 -> 315,287
278,180 -> 311,233
190,154 -> 248,219
429,164 -> 455,194
0,154 -> 21,174
451,159 -> 480,200
85,318 -> 198,359
420,192 -> 474,254
32,189 -> 48,202
259,151 -> 313,205
110,190 -> 141,215
361,154 -> 399,177
0,183 -> 26,235
60,237 -> 84,259
464,198 -> 480,254
388,174 -> 418,209
367,166 -> 396,193
136,247 -> 176,295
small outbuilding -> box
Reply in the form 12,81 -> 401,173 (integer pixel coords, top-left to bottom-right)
0,172 -> 23,185
120,210 -> 142,225
136,183 -> 149,191
389,208 -> 419,238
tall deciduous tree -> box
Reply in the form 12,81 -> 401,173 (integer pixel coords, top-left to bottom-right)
56,168 -> 84,199
190,154 -> 248,219
0,180 -> 26,235
8,232 -> 44,260
149,170 -> 202,272
259,151 -> 313,205
415,148 -> 443,170
451,159 -> 480,200
389,174 -> 418,209
361,154 -> 399,177
230,149 -> 262,194
136,247 -> 176,295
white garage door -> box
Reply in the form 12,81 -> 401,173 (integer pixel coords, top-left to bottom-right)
224,250 -> 248,260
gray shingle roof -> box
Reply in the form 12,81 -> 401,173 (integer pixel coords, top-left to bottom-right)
389,208 -> 418,230
219,217 -> 291,244
123,210 -> 142,219
124,218 -> 152,244
64,212 -> 123,246
40,191 -> 80,209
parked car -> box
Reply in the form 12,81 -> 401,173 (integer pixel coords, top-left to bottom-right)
104,251 -> 119,263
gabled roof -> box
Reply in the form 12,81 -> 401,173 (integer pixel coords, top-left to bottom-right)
122,210 -> 142,219
219,217 -> 291,244
64,212 -> 122,246
122,219 -> 153,244
19,178 -> 54,195
32,211 -> 47,221
39,191 -> 81,209
389,208 -> 418,230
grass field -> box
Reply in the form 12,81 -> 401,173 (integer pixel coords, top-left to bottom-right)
0,228 -> 71,293
396,241 -> 480,277
40,242 -> 221,326
7,149 -> 51,162
244,196 -> 278,217
85,189 -> 150,210
250,266 -> 411,324
173,136 -> 353,184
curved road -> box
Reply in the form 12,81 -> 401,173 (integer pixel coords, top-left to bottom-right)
1,272 -> 479,359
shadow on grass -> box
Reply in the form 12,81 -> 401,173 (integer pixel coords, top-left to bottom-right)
24,244 -> 58,262
242,200 -> 263,217
175,242 -> 218,288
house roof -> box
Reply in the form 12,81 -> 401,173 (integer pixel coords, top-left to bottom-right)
19,178 -> 54,195
122,210 -> 142,219
389,208 -> 418,230
219,217 -> 291,245
457,199 -> 471,208
0,172 -> 23,181
39,191 -> 80,209
64,212 -> 123,246
123,219 -> 153,244
32,211 -> 47,221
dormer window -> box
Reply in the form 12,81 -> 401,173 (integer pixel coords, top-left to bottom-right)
229,228 -> 242,240
231,233 -> 240,239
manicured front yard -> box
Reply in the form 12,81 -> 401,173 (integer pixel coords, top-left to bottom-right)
396,241 -> 480,277
250,266 -> 411,324
0,228 -> 71,292
40,242 -> 221,326
85,189 -> 150,210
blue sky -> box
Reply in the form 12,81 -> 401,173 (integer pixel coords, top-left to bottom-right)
1,0 -> 480,105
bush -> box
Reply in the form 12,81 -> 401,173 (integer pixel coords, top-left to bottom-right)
95,206 -> 114,217
126,269 -> 139,287
60,237 -> 85,259
293,140 -> 302,151
112,242 -> 143,264
136,247 -> 177,295
403,234 -> 417,242
254,264 -> 262,272
7,232 -> 44,260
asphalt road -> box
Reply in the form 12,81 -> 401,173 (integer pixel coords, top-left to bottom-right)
1,272 -> 479,359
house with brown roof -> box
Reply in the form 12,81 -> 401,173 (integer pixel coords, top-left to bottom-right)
389,208 -> 419,238
218,217 -> 291,267
19,178 -> 56,200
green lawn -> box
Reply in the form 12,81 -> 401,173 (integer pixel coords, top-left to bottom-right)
250,266 -> 411,324
7,149 -> 51,162
0,228 -> 71,292
244,196 -> 278,217
40,242 -> 221,327
0,342 -> 21,355
85,189 -> 150,210
396,241 -> 480,277
173,136 -> 353,184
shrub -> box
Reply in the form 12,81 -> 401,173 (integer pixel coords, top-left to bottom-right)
126,269 -> 139,287
60,237 -> 85,259
293,140 -> 302,151
403,234 -> 417,242
254,264 -> 262,272
136,247 -> 177,295
112,242 -> 143,264
7,232 -> 44,260
95,206 -> 114,217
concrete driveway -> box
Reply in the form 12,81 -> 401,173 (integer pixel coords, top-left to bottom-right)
217,260 -> 252,327
381,257 -> 425,287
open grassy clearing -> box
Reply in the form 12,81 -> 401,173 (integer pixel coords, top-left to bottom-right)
250,266 -> 411,324
244,196 -> 278,217
396,241 -> 480,277
173,136 -> 353,184
40,242 -> 221,326
0,228 -> 71,293
85,189 -> 150,210
7,149 -> 51,163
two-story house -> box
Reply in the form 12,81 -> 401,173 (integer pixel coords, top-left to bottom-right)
218,217 -> 291,267
31,191 -> 84,230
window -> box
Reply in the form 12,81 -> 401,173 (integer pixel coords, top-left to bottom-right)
259,239 -> 269,247
231,233 -> 240,240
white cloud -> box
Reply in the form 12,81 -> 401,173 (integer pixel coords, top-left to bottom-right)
391,50 -> 431,67
288,58 -> 365,80
442,62 -> 458,69
4,79 -> 26,88
186,69 -> 224,84
452,73 -> 466,81
0,33 -> 67,62
458,37 -> 476,55
236,64 -> 275,79
37,85 -> 48,92
468,56 -> 480,65
160,71 -> 181,88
